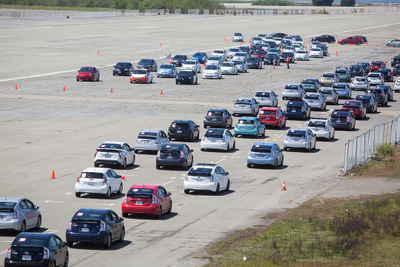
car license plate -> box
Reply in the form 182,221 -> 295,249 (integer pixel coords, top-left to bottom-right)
292,109 -> 296,112
212,118 -> 217,121
136,201 -> 143,205
177,130 -> 182,133
167,156 -> 173,159
86,182 -> 94,186
22,255 -> 31,261
105,154 -> 111,158
141,140 -> 149,143
265,117 -> 270,120
136,78 -> 139,81
81,227 -> 89,232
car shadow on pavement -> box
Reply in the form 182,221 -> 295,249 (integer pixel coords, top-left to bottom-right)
0,227 -> 51,237
77,193 -> 125,200
123,212 -> 178,221
187,190 -> 235,196
124,164 -> 140,170
69,240 -> 132,251
249,164 -> 288,170
285,148 -> 321,154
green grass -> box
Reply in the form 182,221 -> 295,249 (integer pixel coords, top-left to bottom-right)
206,194 -> 400,266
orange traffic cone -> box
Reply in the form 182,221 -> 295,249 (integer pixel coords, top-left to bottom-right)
97,50 -> 99,54
336,51 -> 338,56
160,43 -> 162,47
240,42 -> 242,45
273,65 -> 275,69
121,175 -> 126,180
224,38 -> 226,41
110,87 -> 113,93
282,181 -> 287,191
376,44 -> 378,47
63,85 -> 65,91
160,89 -> 163,95
203,62 -> 206,67
366,42 -> 368,45
51,170 -> 55,179
14,84 -> 18,90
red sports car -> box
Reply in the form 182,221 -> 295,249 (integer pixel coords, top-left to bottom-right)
338,36 -> 367,45
341,100 -> 366,119
76,66 -> 100,81
258,107 -> 286,129
370,60 -> 386,72
130,69 -> 153,84
122,184 -> 172,218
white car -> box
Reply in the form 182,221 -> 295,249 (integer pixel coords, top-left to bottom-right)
273,37 -> 282,46
307,119 -> 335,140
350,76 -> 370,91
181,60 -> 201,73
220,62 -> 238,75
295,50 -> 309,61
232,60 -> 248,73
184,163 -> 230,194
395,77 -> 400,92
232,52 -> 249,62
206,55 -> 224,66
94,141 -> 135,169
283,128 -> 316,152
227,48 -> 240,58
310,41 -> 321,49
251,37 -> 263,45
283,46 -> 295,54
133,129 -> 170,153
292,41 -> 304,49
309,48 -> 323,58
200,128 -> 235,151
202,65 -> 222,79
212,49 -> 227,61
75,167 -> 123,198
232,32 -> 244,42
367,72 -> 384,85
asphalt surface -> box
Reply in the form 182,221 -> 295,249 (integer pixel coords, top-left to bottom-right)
1,11 -> 400,267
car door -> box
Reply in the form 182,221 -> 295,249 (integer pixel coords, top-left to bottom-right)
25,199 -> 39,229
226,130 -> 234,148
159,187 -> 170,213
224,110 -> 232,126
217,166 -> 228,189
155,187 -> 166,213
106,170 -> 117,193
110,211 -> 123,240
184,145 -> 193,165
53,235 -> 67,264
19,200 -> 35,228
123,143 -> 134,165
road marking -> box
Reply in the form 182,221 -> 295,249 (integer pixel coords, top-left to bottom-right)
96,203 -> 116,206
215,158 -> 226,164
161,180 -> 175,186
44,200 -> 65,204
44,229 -> 59,234
231,151 -> 243,158
66,192 -> 72,195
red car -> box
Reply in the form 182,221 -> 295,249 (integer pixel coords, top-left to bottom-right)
129,69 -> 153,84
122,184 -> 172,218
253,50 -> 267,61
338,36 -> 367,45
370,60 -> 386,72
341,100 -> 366,119
258,107 -> 286,129
76,66 -> 100,81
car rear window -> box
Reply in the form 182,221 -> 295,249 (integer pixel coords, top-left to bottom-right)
12,237 -> 46,246
99,143 -> 122,149
127,188 -> 154,198
0,202 -> 16,212
161,144 -> 183,151
305,94 -> 319,99
251,144 -> 272,153
285,85 -> 299,90
287,130 -> 306,137
344,101 -> 361,106
205,129 -> 224,138
308,121 -> 326,127
160,64 -> 173,69
80,172 -> 104,179
235,99 -> 251,104
259,110 -> 276,115
255,92 -> 270,97
188,167 -> 212,177
73,211 -> 102,220
171,123 -> 189,129
138,132 -> 158,139
238,119 -> 255,125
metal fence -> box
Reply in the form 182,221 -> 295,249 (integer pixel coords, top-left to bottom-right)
344,115 -> 400,173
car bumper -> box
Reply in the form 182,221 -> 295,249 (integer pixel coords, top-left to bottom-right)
204,120 -> 226,127
77,76 -> 94,81
247,156 -> 276,166
5,259 -> 52,267
66,229 -> 108,244
286,112 -> 306,119
168,132 -> 191,140
94,159 -> 122,166
331,122 -> 351,129
113,70 -> 131,76
350,85 -> 368,90
234,128 -> 258,136
122,203 -> 158,215
0,220 -> 20,231
202,73 -> 219,79
284,140 -> 309,149
176,79 -> 193,84
200,141 -> 228,150
75,184 -> 108,195
307,102 -> 324,109
232,108 -> 254,115
156,158 -> 186,167
184,181 -> 217,192
158,73 -> 174,78
134,144 -> 160,151
310,129 -> 330,138
130,77 -> 148,83
282,93 -> 301,99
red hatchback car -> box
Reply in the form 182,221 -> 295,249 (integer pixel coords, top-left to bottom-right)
338,36 -> 367,45
76,66 -> 100,81
341,100 -> 366,119
258,107 -> 286,128
370,60 -> 386,72
122,184 -> 172,218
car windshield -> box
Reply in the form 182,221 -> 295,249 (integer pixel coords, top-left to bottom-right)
372,61 -> 382,65
170,123 -> 189,130
355,78 -> 366,82
336,70 -> 347,74
235,53 -> 247,57
73,211 -> 102,220
0,202 -> 16,212
139,59 -> 152,64
311,48 -> 320,52
369,73 -> 380,77
287,130 -> 306,137
173,55 -> 186,60
305,94 -> 319,99
179,71 -> 193,76
205,129 -> 224,138
238,119 -> 255,125
259,109 -> 276,115
234,33 -> 242,36
80,67 -> 94,72
184,61 -> 196,65
233,61 -> 244,65
99,143 -> 122,149
214,50 -> 224,54
80,172 -> 104,179
134,70 -> 147,74
308,121 -> 326,127
116,63 -> 130,67
251,144 -> 272,153
160,64 -> 173,69
221,63 -> 233,67
247,58 -> 257,62
333,84 -> 346,89
205,65 -> 217,70
127,188 -> 154,197
188,167 -> 212,177
255,92 -> 270,97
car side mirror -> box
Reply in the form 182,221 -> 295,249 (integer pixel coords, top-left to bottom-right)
35,206 -> 39,210
196,125 -> 200,128
119,218 -> 124,222
225,172 -> 229,175
168,192 -> 172,196
190,149 -> 193,152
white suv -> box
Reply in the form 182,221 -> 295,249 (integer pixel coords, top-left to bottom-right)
94,141 -> 135,169
75,167 -> 123,198
184,164 -> 230,194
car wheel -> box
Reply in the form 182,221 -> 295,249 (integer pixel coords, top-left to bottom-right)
341,41 -> 345,45
280,156 -> 284,166
247,163 -> 252,168
104,234 -> 112,248
215,184 -> 220,195
167,201 -> 172,214
63,253 -> 69,267
262,129 -> 265,137
118,183 -> 123,195
106,187 -> 111,199
51,260 -> 56,267
67,241 -> 73,247
75,192 -> 81,198
122,212 -> 128,218
94,162 -> 99,167
284,147 -> 288,151
356,42 -> 361,45
184,189 -> 190,194
308,144 -> 312,152
225,144 -> 230,152
121,159 -> 127,169
387,43 -> 391,47
226,180 -> 230,191
156,164 -> 161,170
157,206 -> 163,219
36,216 -> 42,229
273,159 -> 278,169
232,142 -> 236,150
176,80 -> 178,85
150,77 -> 153,83
20,221 -> 26,232
119,227 -> 125,242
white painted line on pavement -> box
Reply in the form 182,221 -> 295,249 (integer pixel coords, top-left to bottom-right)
96,203 -> 116,206
44,200 -> 65,204
231,151 -> 243,158
0,249 -> 7,256
215,158 -> 226,164
162,180 -> 175,186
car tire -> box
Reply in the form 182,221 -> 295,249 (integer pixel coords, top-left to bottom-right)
94,162 -> 99,167
106,188 -> 111,199
156,164 -> 161,170
284,147 -> 288,151
226,180 -> 230,191
67,241 -> 74,247
308,144 -> 312,152
104,234 -> 112,248
232,142 -> 236,150
119,227 -> 125,242
262,129 -> 265,137
51,260 -> 56,267
176,81 -> 178,85
122,212 -> 128,218
273,159 -> 278,169
118,183 -> 123,195
167,201 -> 172,214
121,159 -> 127,169
341,41 -> 345,45
20,221 -> 26,232
157,206 -> 162,219
247,163 -> 252,168
184,189 -> 190,194
215,184 -> 220,195
75,192 -> 81,198
36,216 -> 42,229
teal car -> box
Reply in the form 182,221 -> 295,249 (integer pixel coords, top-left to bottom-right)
234,117 -> 265,138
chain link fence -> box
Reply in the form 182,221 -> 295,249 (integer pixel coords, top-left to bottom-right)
344,115 -> 400,173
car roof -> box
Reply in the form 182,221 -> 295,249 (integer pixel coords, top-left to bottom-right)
74,208 -> 110,216
172,119 -> 193,123
101,141 -> 125,145
0,197 -> 23,202
252,142 -> 276,146
81,167 -> 110,174
14,232 -> 54,241
138,129 -> 162,133
129,184 -> 159,189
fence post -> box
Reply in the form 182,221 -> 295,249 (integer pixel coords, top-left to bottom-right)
344,141 -> 349,173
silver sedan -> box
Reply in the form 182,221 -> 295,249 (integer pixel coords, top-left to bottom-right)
350,76 -> 370,91
232,97 -> 259,116
134,129 -> 170,153
303,93 -> 326,110
318,88 -> 339,104
255,90 -> 278,107
232,60 -> 248,73
221,62 -> 238,75
0,197 -> 41,232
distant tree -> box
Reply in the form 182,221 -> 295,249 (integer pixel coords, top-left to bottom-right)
341,0 -> 355,6
312,0 -> 334,6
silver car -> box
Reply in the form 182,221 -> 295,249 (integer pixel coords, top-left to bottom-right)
282,84 -> 305,100
221,62 -> 238,75
212,50 -> 227,61
386,39 -> 400,47
134,129 -> 169,153
200,128 -> 235,151
350,76 -> 370,91
232,52 -> 249,62
367,72 -> 384,85
307,119 -> 335,140
303,93 -> 326,110
202,65 -> 222,79
232,97 -> 259,116
206,55 -> 224,66
0,197 -> 41,232
332,83 -> 352,99
227,48 -> 240,58
247,142 -> 284,168
395,77 -> 400,92
255,90 -> 278,107
318,88 -> 339,104
157,64 -> 177,78
295,50 -> 309,61
232,32 -> 244,42
320,72 -> 338,87
233,60 -> 248,73
283,128 -> 317,152
181,60 -> 201,73
94,141 -> 135,169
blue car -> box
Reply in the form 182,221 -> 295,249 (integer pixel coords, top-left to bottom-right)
285,101 -> 310,120
234,117 -> 265,137
66,208 -> 125,248
192,52 -> 208,64
247,142 -> 284,168
157,64 -> 177,78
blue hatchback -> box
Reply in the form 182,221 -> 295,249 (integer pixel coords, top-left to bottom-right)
192,52 -> 208,64
285,101 -> 310,120
66,208 -> 125,249
247,142 -> 284,168
234,117 -> 265,137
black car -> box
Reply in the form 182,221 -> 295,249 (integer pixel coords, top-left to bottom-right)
391,55 -> 400,67
171,54 -> 188,67
280,52 -> 295,63
281,39 -> 292,47
377,68 -> 393,82
355,95 -> 377,113
137,58 -> 157,72
316,43 -> 328,56
113,62 -> 134,76
66,208 -> 125,249
5,233 -> 69,267
176,70 -> 197,85
246,56 -> 263,69
250,45 -> 263,54
376,85 -> 394,101
168,120 -> 200,141
156,143 -> 194,170
203,109 -> 233,128
239,46 -> 251,55
312,34 -> 336,43
269,32 -> 287,38
393,64 -> 400,76
264,53 -> 281,65
285,101 -> 310,120
265,41 -> 277,49
329,110 -> 356,130
349,64 -> 364,77
366,88 -> 388,106
357,62 -> 371,74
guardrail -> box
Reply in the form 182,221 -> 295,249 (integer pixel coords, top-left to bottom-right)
344,115 -> 400,174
